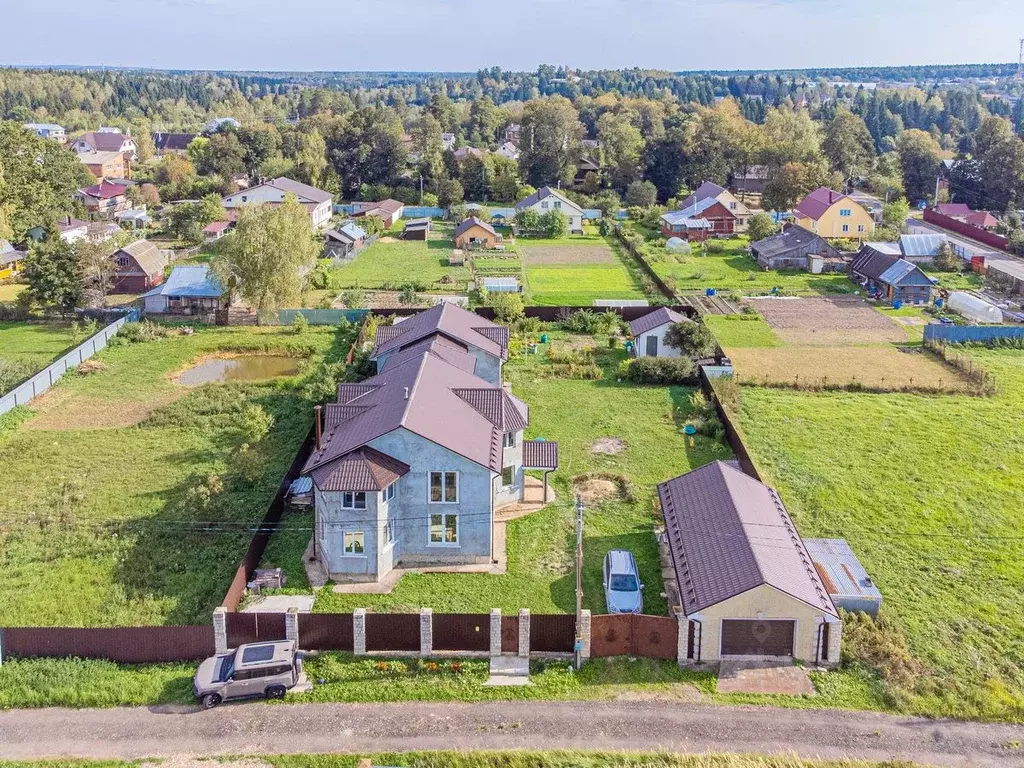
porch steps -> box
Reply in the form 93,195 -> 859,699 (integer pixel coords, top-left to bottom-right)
483,655 -> 531,686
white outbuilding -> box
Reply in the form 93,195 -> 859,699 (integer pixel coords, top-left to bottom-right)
947,292 -> 1003,324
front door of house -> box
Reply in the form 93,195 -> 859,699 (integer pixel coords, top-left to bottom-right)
646,335 -> 659,357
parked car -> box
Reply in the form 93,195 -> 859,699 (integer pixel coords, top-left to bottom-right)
603,549 -> 643,614
193,640 -> 300,708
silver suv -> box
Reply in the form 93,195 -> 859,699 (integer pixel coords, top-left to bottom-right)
193,640 -> 300,708
603,549 -> 644,614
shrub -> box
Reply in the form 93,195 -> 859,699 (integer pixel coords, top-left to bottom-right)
704,240 -> 725,254
625,356 -> 696,384
341,288 -> 366,309
664,320 -> 716,357
933,242 -> 960,272
489,292 -> 525,324
549,362 -> 603,380
291,313 -> 309,334
747,212 -> 780,242
625,180 -> 658,208
114,321 -> 169,345
560,309 -> 618,335
239,403 -> 274,444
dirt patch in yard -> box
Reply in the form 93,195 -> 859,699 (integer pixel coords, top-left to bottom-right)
25,391 -> 183,430
143,760 -> 272,768
728,345 -> 975,392
749,296 -> 906,345
521,244 -> 616,265
378,236 -> 399,243
591,437 -> 628,455
573,473 -> 634,504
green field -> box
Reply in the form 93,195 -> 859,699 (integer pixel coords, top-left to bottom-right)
736,348 -> 1024,721
0,323 -> 351,627
312,333 -> 731,615
703,315 -> 782,348
0,321 -> 79,392
326,227 -> 471,291
521,236 -> 648,306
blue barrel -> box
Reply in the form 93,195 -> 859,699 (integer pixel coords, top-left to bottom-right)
893,299 -> 903,310
540,333 -> 549,343
935,298 -> 944,308
706,288 -> 717,297
684,425 -> 697,436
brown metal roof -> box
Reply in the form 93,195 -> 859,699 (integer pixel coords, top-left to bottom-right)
304,344 -> 510,477
381,336 -> 477,375
309,446 -> 410,491
628,307 -> 688,336
372,303 -> 508,361
454,388 -> 528,432
455,216 -> 496,239
658,461 -> 837,617
522,440 -> 559,470
116,240 -> 168,278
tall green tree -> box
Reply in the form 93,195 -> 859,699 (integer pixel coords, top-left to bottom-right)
597,111 -> 644,191
194,131 -> 246,178
895,129 -> 943,202
517,96 -> 585,188
325,107 -> 407,196
0,121 -> 90,241
237,124 -> 281,178
412,113 -> 445,184
822,108 -> 876,181
23,236 -> 82,315
214,195 -> 320,318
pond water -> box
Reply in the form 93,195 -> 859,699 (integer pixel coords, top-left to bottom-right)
177,355 -> 301,385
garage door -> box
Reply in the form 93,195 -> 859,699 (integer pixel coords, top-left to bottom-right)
721,620 -> 795,657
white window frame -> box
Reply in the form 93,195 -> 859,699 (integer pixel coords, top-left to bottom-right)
342,530 -> 366,556
428,510 -> 459,546
381,481 -> 396,504
858,224 -> 865,233
503,431 -> 516,449
428,471 -> 459,504
554,200 -> 562,209
842,224 -> 849,233
501,465 -> 516,488
382,517 -> 395,548
341,491 -> 367,510
541,201 -> 549,210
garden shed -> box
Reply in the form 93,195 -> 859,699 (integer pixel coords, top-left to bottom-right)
628,307 -> 690,358
804,538 -> 882,616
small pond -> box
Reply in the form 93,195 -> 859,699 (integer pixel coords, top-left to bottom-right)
177,355 -> 301,386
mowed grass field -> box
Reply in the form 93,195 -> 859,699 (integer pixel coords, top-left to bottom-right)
521,234 -> 647,306
0,324 -> 349,627
736,348 -> 1024,721
326,225 -> 471,291
314,334 -> 733,615
0,321 -> 77,370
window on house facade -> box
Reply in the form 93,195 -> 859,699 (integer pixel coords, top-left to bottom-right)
503,432 -> 516,448
342,491 -> 367,509
729,201 -> 737,210
430,512 -> 458,544
858,225 -> 865,233
382,518 -> 395,547
343,531 -> 365,554
502,466 -> 515,487
381,482 -> 396,504
429,471 -> 458,503
840,208 -> 852,217
842,224 -> 850,233
541,201 -> 549,209
554,201 -> 562,209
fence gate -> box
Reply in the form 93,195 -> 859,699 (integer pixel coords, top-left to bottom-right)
365,613 -> 420,652
225,612 -> 288,647
529,614 -> 575,653
591,614 -> 678,659
298,613 -> 354,651
500,615 -> 519,653
432,613 -> 490,652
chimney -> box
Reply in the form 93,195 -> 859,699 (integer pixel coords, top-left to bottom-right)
314,405 -> 322,451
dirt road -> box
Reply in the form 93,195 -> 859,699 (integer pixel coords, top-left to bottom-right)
2,700 -> 1023,766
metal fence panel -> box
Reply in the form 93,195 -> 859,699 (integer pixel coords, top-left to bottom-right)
500,616 -> 519,653
632,615 -> 678,660
1,625 -> 214,663
365,613 -> 420,652
923,324 -> 1024,343
275,309 -> 368,326
432,613 -> 490,652
591,614 -> 632,657
298,613 -> 354,651
529,614 -> 575,653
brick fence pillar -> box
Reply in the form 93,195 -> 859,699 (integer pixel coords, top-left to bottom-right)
420,608 -> 433,657
676,615 -> 689,665
826,617 -> 842,667
353,608 -> 367,655
489,609 -> 502,656
579,609 -> 592,660
213,606 -> 228,654
518,608 -> 530,658
285,607 -> 299,646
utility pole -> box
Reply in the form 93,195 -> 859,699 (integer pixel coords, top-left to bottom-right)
1018,38 -> 1024,80
573,494 -> 584,670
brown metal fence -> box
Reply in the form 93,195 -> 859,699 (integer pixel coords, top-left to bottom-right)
432,613 -> 490,652
0,625 -> 214,663
225,612 -> 288,647
591,614 -> 678,659
365,613 -> 420,652
500,616 -> 519,653
530,614 -> 575,653
298,613 -> 354,651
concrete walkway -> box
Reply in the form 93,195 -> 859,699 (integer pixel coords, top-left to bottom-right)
1,700 -> 1023,766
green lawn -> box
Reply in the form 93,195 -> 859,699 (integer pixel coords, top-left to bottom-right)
522,237 -> 649,306
0,323 -> 352,627
736,348 -> 1024,722
326,233 -> 471,292
703,315 -> 782,348
0,321 -> 77,370
313,337 -> 732,615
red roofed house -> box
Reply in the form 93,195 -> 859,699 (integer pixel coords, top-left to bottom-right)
967,210 -> 999,231
111,240 -> 169,293
300,303 -> 558,583
74,181 -> 131,218
794,187 -> 874,238
353,199 -> 405,229
203,221 -> 233,243
935,203 -> 972,219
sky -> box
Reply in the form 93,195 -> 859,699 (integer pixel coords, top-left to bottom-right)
3,0 -> 1024,73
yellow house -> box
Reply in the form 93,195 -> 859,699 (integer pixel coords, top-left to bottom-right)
794,187 -> 875,238
659,461 -> 841,666
0,242 -> 24,280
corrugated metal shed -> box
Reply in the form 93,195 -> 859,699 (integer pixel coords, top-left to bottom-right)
804,538 -> 882,616
899,233 -> 947,258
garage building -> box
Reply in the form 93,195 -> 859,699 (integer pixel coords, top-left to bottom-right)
658,461 -> 841,666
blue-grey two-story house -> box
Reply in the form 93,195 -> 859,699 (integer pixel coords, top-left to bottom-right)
302,304 -> 559,583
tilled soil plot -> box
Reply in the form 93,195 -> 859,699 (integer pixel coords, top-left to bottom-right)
748,296 -> 906,344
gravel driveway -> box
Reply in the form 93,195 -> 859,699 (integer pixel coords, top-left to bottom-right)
2,700 -> 1023,766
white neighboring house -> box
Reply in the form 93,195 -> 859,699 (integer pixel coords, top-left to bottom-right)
56,217 -> 90,244
221,177 -> 334,230
442,132 -> 457,150
514,187 -> 584,234
204,117 -> 241,134
494,141 -> 520,161
70,129 -> 138,160
24,123 -> 66,142
628,307 -> 691,358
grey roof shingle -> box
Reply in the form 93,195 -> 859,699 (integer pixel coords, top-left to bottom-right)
455,216 -> 496,238
658,461 -> 837,617
629,307 -> 688,336
750,225 -> 841,260
118,240 -> 168,277
269,177 -> 332,204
